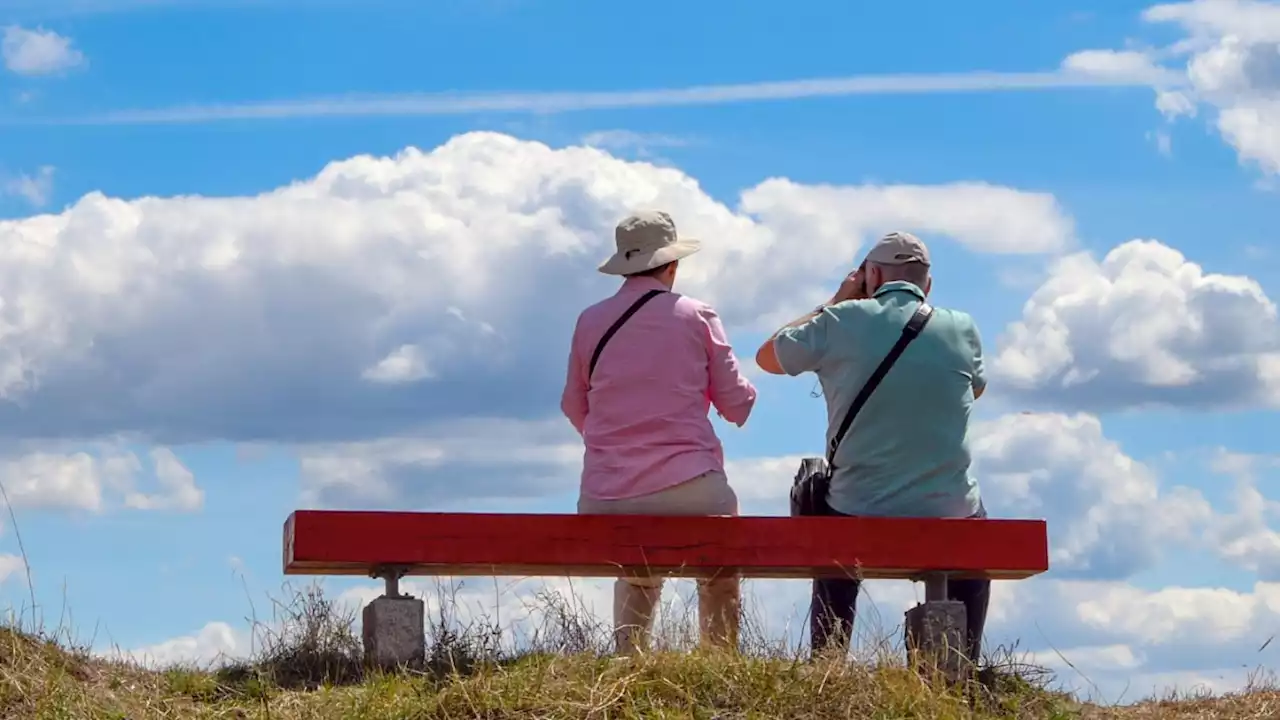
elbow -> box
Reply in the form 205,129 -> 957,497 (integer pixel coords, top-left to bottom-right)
719,386 -> 758,427
755,340 -> 785,375
560,396 -> 586,433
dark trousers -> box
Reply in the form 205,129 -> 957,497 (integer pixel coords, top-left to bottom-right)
810,508 -> 991,665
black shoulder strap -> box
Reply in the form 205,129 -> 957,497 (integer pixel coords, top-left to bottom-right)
588,289 -> 666,380
826,301 -> 935,465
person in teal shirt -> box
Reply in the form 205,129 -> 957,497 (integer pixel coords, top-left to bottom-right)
755,231 -> 990,663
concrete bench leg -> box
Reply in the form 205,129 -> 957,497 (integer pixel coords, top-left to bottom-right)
362,567 -> 425,671
903,573 -> 967,683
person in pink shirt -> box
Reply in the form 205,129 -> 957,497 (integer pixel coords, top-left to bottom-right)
560,210 -> 758,655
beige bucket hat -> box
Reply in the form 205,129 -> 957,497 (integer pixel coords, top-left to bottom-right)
598,210 -> 701,276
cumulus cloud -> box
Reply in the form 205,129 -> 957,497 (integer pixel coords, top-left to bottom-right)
1080,0 -> 1280,174
122,447 -> 204,512
972,412 -> 1211,578
0,443 -> 202,514
1061,49 -> 1183,85
1,26 -> 83,76
992,239 -> 1280,410
119,620 -> 249,669
0,132 -> 1073,447
1203,448 -> 1280,577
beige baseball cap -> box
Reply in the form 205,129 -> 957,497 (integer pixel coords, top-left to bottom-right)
598,210 -> 701,276
864,231 -> 931,266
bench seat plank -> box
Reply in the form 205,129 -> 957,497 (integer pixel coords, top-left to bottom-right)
284,511 -> 1048,581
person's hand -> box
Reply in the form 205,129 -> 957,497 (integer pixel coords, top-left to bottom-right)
829,264 -> 868,304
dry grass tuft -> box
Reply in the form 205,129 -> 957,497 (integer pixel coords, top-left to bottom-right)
0,583 -> 1274,718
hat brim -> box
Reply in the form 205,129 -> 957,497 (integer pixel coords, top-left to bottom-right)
598,238 -> 701,275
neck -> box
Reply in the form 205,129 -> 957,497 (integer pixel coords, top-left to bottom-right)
626,274 -> 674,290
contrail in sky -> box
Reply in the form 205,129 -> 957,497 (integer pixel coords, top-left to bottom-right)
12,68 -> 1170,126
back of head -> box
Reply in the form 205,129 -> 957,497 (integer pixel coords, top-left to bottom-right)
864,231 -> 931,294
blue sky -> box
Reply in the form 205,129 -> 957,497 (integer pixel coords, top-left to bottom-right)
2,0 -> 1280,701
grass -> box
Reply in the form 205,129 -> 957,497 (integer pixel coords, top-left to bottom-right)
0,583 -> 1277,719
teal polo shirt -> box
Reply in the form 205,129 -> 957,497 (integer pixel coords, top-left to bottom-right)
773,281 -> 985,518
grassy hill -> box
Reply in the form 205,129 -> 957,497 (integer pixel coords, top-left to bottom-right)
1,586 -> 1275,719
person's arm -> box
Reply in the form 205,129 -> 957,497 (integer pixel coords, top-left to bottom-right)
755,306 -> 830,375
756,266 -> 867,375
560,318 -> 588,434
698,305 -> 757,426
757,307 -> 837,376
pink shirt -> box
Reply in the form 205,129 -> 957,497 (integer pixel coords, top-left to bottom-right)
561,276 -> 758,501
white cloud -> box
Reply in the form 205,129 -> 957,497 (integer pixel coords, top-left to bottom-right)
361,344 -> 433,384
0,132 -> 1073,447
1203,448 -> 1280,578
119,620 -> 249,669
3,166 -> 55,207
740,179 -> 1073,256
972,412 -> 1211,578
724,454 -> 809,515
0,443 -> 201,514
1217,101 -> 1280,174
1061,49 -> 1182,85
122,447 -> 204,512
997,579 -> 1280,700
992,239 -> 1280,410
1084,0 -> 1280,175
1144,0 -> 1280,46
1,26 -> 84,76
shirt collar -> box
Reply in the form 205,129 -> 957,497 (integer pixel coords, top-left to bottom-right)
619,275 -> 670,294
872,280 -> 926,300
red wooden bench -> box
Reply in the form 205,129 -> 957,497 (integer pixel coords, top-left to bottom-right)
283,510 -> 1048,672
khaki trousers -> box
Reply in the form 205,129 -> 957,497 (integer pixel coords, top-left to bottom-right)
577,470 -> 741,655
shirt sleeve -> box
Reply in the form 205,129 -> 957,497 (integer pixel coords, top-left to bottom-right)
697,305 -> 757,427
560,316 -> 588,434
772,307 -> 836,376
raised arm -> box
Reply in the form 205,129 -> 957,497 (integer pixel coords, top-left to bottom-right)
757,266 -> 866,375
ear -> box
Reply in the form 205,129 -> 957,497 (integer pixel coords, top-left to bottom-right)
866,264 -> 883,294
923,276 -> 933,296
